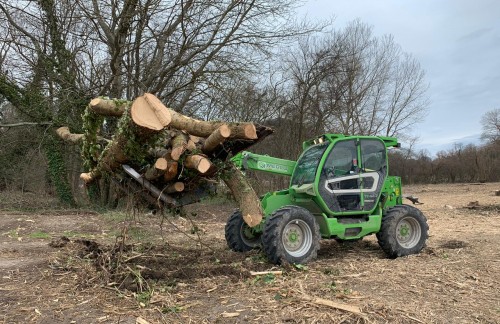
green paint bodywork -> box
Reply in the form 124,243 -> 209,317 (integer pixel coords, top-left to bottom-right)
231,134 -> 402,240
231,151 -> 296,176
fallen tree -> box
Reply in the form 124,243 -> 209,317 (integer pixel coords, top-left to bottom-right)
59,93 -> 272,227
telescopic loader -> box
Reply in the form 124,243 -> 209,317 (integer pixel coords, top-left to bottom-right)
225,134 -> 429,264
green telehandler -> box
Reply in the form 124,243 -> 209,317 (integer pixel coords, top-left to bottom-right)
225,134 -> 429,264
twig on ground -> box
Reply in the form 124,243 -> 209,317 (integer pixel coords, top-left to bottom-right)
299,294 -> 363,315
250,270 -> 283,276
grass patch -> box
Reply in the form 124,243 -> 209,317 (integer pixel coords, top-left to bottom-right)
128,227 -> 150,241
29,230 -> 51,239
101,211 -> 129,222
108,227 -> 151,242
6,229 -> 20,239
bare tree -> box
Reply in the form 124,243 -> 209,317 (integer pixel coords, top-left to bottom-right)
280,35 -> 337,152
0,0 -> 316,203
278,20 -> 429,141
481,108 -> 500,143
73,0 -> 314,111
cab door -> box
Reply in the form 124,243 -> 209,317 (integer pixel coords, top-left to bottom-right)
318,139 -> 362,213
317,138 -> 387,214
359,139 -> 387,211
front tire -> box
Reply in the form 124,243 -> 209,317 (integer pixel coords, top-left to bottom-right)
377,205 -> 429,258
225,210 -> 261,252
262,206 -> 320,264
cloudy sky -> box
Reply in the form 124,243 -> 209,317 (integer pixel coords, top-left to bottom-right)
298,0 -> 500,154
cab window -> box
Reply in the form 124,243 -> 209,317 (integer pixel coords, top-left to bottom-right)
361,140 -> 386,172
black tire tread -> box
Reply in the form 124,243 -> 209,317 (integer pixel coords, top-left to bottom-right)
376,205 -> 429,258
225,210 -> 259,252
262,206 -> 320,265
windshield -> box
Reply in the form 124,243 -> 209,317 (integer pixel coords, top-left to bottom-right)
291,143 -> 328,186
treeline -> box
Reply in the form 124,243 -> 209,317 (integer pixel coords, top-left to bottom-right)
389,140 -> 500,184
0,1 -> 432,204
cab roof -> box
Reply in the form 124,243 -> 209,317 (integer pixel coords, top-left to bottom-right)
302,134 -> 400,150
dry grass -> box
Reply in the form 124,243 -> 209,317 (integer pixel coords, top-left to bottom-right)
1,183 -> 499,323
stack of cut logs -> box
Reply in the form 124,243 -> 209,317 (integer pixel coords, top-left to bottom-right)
57,93 -> 272,227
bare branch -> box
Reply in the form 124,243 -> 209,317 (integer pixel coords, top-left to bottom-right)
0,121 -> 52,127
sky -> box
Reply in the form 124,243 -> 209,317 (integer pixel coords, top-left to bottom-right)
298,0 -> 500,155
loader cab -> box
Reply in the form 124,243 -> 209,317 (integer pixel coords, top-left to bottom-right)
291,135 -> 388,215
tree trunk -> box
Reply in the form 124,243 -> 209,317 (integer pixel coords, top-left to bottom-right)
223,164 -> 263,227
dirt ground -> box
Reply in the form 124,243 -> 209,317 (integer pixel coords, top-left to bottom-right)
1,183 -> 499,323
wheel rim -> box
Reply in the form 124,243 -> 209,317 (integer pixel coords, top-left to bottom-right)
240,224 -> 260,247
282,219 -> 312,257
396,216 -> 422,248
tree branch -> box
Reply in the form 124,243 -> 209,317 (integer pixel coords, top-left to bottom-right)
0,122 -> 52,128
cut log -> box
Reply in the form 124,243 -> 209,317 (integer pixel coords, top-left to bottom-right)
130,96 -> 171,130
227,123 -> 257,140
223,164 -> 263,227
169,110 -> 257,139
56,126 -> 110,145
202,124 -> 231,153
163,160 -> 178,182
165,182 -> 185,194
144,158 -> 168,180
56,126 -> 84,143
171,133 -> 188,161
89,94 -> 258,140
185,155 -> 212,174
126,93 -> 258,139
151,148 -> 170,158
189,135 -> 202,144
89,98 -> 129,117
186,138 -> 197,151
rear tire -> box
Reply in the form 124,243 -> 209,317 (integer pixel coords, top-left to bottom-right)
377,205 -> 429,258
225,210 -> 261,252
262,206 -> 320,264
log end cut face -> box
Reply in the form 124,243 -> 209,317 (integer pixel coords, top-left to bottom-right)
131,95 -> 172,130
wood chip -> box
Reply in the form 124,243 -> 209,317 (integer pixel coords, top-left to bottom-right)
221,312 -> 240,318
136,317 -> 150,324
250,270 -> 283,276
299,295 -> 362,315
